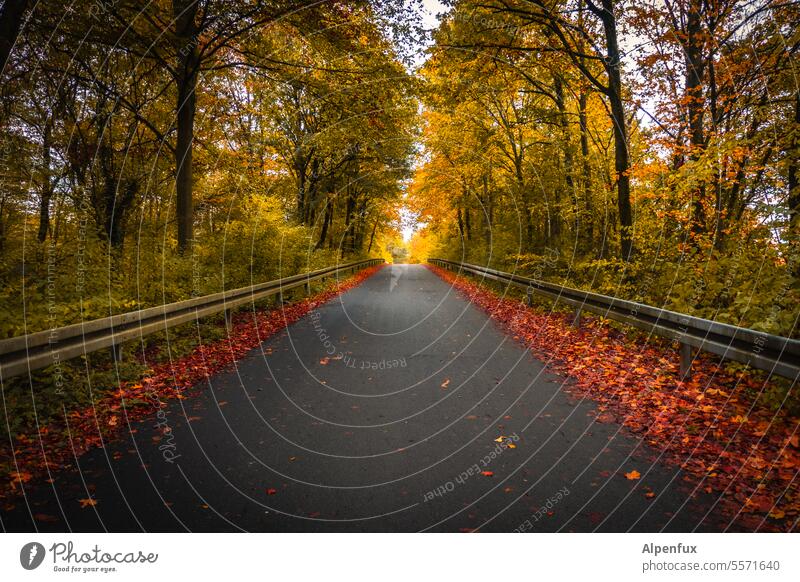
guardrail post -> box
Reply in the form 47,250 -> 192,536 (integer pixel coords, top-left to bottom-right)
304,280 -> 311,295
679,342 -> 693,380
526,286 -> 533,306
224,308 -> 232,331
111,342 -> 123,363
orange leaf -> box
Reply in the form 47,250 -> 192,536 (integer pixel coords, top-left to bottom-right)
624,470 -> 641,480
78,498 -> 98,508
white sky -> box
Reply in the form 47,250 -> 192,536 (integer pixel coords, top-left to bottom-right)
421,0 -> 448,28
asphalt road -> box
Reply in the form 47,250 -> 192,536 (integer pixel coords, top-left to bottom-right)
2,265 -> 728,532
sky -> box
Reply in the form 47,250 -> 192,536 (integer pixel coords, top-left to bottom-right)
421,0 -> 448,30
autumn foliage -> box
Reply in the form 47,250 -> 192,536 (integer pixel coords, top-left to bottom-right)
429,264 -> 800,532
410,0 -> 799,339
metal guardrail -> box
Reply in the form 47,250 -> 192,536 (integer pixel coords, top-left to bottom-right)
429,258 -> 800,381
0,258 -> 384,380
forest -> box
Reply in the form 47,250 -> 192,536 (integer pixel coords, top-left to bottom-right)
410,0 -> 799,345
0,1 -> 798,457
0,0 -> 419,338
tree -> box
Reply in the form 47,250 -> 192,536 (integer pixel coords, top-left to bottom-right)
439,0 -> 635,259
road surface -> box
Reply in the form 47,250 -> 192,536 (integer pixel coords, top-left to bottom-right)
2,265 -> 727,532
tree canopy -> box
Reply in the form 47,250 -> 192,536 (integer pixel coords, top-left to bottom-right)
409,0 -> 799,338
0,0 -> 419,338
0,0 -> 797,348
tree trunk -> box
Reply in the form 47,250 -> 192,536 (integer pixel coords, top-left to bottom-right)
459,178 -> 472,241
108,179 -> 137,250
367,218 -> 378,253
296,160 -> 306,221
0,197 -> 6,251
37,120 -> 53,243
579,88 -> 593,246
316,196 -> 333,250
482,172 -> 492,246
343,187 -> 355,254
305,158 -> 320,225
789,93 -> 800,219
0,0 -> 28,75
599,0 -> 633,260
685,0 -> 707,238
554,74 -> 575,240
355,199 -> 367,249
525,206 -> 535,250
173,0 -> 200,254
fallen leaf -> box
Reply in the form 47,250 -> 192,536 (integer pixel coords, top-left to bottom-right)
441,378 -> 451,388
78,498 -> 98,508
624,470 -> 641,480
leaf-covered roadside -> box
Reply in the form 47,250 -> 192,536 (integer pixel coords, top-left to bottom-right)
0,265 -> 384,509
428,265 -> 800,532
